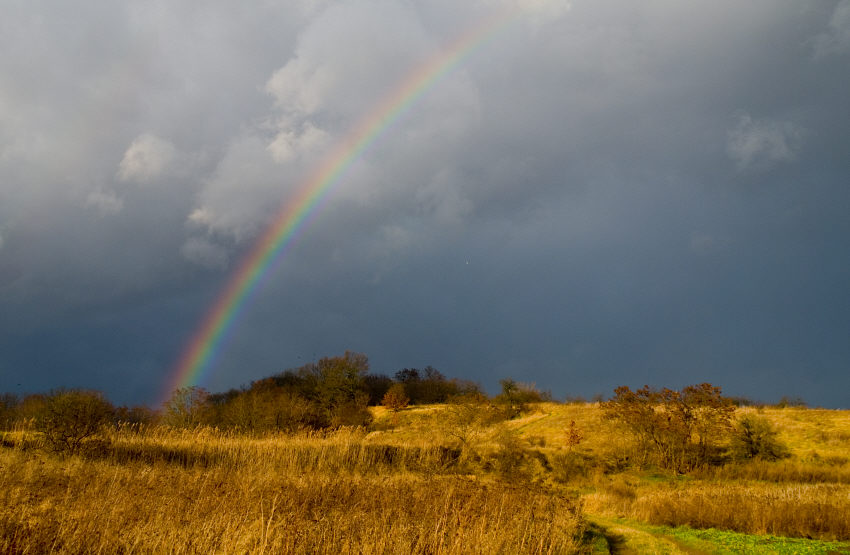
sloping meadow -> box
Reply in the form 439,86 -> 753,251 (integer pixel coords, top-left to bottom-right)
3,402 -> 850,551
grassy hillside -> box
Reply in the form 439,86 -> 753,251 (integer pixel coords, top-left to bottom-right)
2,402 -> 849,553
370,403 -> 850,546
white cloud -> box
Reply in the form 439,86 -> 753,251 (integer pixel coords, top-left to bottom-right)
264,2 -> 434,121
814,0 -> 850,58
180,237 -> 229,270
85,189 -> 124,215
117,134 -> 177,183
189,133 -> 292,242
726,113 -> 804,171
188,207 -> 214,228
265,58 -> 334,118
266,121 -> 330,163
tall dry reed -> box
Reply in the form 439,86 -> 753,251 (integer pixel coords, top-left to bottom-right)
0,433 -> 587,554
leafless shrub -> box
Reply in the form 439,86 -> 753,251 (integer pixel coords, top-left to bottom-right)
34,389 -> 113,453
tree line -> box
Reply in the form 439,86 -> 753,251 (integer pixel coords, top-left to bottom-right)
2,352 -> 792,471
162,351 -> 498,431
0,352 -> 541,438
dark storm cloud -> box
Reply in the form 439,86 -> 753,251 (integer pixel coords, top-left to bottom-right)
1,0 -> 848,407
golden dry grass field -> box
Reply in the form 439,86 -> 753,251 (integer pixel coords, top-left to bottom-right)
2,403 -> 850,553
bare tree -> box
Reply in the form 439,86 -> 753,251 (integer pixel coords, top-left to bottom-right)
162,386 -> 211,428
603,383 -> 735,472
35,389 -> 114,453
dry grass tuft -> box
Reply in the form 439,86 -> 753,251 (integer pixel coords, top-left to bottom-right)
693,457 -> 850,483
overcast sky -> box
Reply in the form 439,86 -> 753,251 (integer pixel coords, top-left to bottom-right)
1,0 -> 849,407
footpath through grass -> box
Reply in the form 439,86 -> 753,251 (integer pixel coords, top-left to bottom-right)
588,515 -> 850,555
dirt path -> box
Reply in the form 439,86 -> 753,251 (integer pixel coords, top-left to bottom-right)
587,515 -> 714,555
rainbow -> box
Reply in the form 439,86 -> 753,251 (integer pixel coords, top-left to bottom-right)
162,6 -> 521,404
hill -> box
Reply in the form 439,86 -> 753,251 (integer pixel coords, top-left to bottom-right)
2,399 -> 849,553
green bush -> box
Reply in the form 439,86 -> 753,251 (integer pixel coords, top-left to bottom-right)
731,414 -> 789,461
491,426 -> 530,480
550,452 -> 592,483
496,378 -> 545,419
775,395 -> 807,408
